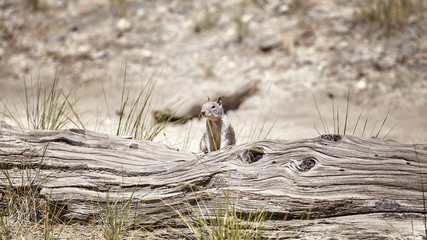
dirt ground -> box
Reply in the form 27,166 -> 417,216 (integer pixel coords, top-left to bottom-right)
0,0 -> 426,152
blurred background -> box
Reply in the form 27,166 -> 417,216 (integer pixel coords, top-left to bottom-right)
0,0 -> 426,151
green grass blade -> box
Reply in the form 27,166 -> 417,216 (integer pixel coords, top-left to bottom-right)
343,90 -> 350,135
362,115 -> 369,137
383,122 -> 398,139
370,120 -> 377,137
116,63 -> 128,136
336,105 -> 340,135
331,97 -> 336,134
353,110 -> 364,135
375,108 -> 391,138
312,93 -> 328,134
314,123 -> 321,136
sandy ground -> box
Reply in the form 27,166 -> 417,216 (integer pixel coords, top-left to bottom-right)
0,0 -> 426,153
0,1 -> 426,238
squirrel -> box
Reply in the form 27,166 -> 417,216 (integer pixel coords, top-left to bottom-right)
200,97 -> 236,153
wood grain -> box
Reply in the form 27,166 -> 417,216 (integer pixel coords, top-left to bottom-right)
1,121 -> 426,239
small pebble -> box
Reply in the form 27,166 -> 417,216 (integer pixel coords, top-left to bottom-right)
116,18 -> 132,32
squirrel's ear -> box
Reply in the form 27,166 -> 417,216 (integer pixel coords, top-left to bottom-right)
217,97 -> 222,105
207,97 -> 210,101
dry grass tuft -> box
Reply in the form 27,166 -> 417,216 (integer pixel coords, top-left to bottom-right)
194,3 -> 222,33
355,0 -> 421,34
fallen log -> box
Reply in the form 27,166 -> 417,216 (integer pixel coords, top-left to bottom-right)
152,81 -> 259,123
0,121 -> 426,239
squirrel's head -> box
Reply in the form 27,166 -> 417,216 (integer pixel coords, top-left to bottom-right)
201,97 -> 223,121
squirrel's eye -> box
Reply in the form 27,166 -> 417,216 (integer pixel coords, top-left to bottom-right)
211,105 -> 216,109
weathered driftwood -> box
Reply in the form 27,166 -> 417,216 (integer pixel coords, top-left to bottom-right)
152,81 -> 259,123
0,121 -> 426,239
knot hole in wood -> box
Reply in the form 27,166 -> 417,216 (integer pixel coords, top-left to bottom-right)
321,134 -> 342,142
296,157 -> 316,171
238,147 -> 265,164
